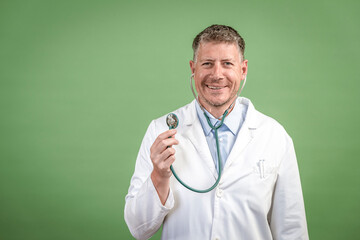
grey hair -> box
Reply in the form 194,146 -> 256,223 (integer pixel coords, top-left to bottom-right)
192,24 -> 245,62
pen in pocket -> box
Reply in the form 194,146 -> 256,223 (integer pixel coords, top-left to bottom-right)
259,159 -> 265,179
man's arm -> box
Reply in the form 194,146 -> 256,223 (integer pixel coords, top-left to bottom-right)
269,137 -> 309,240
150,129 -> 178,205
124,121 -> 177,240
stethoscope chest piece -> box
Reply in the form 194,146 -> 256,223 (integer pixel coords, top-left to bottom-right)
166,113 -> 179,129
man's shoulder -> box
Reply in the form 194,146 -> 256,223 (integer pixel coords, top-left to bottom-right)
254,109 -> 284,129
245,98 -> 291,139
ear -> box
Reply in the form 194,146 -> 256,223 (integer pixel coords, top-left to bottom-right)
241,59 -> 248,80
189,60 -> 195,75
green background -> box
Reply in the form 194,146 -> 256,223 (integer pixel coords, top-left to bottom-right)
1,0 -> 359,239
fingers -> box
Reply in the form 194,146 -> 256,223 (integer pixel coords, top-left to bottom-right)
164,153 -> 176,165
159,147 -> 176,164
150,129 -> 179,178
153,153 -> 176,177
151,129 -> 179,152
151,144 -> 176,165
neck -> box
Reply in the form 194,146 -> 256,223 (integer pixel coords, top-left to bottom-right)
199,97 -> 237,119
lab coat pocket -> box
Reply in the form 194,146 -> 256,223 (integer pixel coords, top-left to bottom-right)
252,159 -> 277,179
247,160 -> 278,217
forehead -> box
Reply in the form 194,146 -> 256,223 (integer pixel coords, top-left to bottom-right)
196,41 -> 241,60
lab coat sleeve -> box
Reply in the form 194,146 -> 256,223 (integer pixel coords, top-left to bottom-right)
124,120 -> 175,240
269,137 -> 309,240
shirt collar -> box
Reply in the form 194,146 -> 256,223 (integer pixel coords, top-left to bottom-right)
195,98 -> 246,136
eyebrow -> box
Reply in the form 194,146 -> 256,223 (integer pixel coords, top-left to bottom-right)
222,58 -> 234,61
199,58 -> 235,62
199,58 -> 215,62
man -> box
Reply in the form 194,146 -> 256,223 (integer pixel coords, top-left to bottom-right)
125,25 -> 308,240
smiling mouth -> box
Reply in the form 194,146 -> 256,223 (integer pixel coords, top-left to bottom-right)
207,85 -> 225,90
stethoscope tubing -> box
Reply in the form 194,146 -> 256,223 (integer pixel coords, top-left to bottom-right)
168,110 -> 227,193
168,73 -> 247,193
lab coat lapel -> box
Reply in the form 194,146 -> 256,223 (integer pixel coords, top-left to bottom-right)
182,101 -> 218,179
223,99 -> 258,172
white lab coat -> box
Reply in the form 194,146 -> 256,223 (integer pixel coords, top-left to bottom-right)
125,97 -> 308,240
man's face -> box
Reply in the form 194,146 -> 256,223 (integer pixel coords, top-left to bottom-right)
190,42 -> 248,112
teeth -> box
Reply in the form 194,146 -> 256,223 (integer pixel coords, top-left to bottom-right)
208,86 -> 223,89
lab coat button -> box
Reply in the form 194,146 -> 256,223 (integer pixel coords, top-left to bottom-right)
216,188 -> 223,198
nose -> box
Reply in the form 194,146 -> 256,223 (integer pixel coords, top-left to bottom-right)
212,62 -> 223,79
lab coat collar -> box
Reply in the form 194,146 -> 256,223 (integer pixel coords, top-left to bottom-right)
181,97 -> 259,177
194,99 -> 245,136
184,97 -> 259,130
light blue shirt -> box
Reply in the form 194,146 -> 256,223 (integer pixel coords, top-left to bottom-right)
195,98 -> 248,171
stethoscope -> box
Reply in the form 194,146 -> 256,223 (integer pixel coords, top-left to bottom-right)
165,73 -> 247,193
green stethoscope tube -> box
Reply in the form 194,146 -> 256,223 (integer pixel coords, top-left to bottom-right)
168,110 -> 228,193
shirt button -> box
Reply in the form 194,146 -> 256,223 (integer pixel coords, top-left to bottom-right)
219,138 -> 223,142
216,188 -> 223,198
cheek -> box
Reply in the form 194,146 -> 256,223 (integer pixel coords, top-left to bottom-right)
194,73 -> 208,86
227,71 -> 242,85
196,70 -> 209,79
194,79 -> 203,91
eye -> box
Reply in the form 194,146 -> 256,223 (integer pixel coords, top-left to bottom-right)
202,62 -> 211,66
224,62 -> 233,66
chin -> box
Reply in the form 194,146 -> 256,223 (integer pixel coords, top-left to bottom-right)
206,98 -> 230,107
